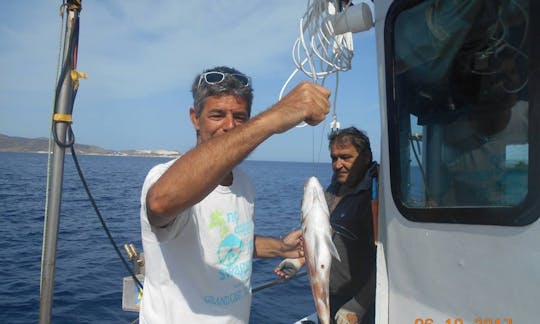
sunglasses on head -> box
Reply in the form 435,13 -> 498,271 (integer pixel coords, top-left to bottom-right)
198,71 -> 251,88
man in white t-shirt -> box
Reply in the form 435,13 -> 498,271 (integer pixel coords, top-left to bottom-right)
139,66 -> 331,323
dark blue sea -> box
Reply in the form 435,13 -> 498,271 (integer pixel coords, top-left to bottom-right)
0,152 -> 332,324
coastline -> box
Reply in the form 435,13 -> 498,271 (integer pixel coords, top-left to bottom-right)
2,150 -> 181,158
0,133 -> 181,158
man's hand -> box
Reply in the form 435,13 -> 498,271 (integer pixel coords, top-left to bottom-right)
253,230 -> 303,258
280,229 -> 304,258
269,82 -> 331,134
274,257 -> 305,279
335,297 -> 366,324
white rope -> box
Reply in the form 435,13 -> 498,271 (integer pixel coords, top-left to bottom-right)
281,0 -> 360,131
294,0 -> 354,82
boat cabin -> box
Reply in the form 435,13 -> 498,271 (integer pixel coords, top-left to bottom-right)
374,0 -> 538,322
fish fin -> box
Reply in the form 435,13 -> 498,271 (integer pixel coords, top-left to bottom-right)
327,236 -> 341,262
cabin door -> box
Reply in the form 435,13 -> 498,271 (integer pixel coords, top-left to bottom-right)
376,0 -> 539,323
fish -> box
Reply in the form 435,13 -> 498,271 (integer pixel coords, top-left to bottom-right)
301,176 -> 341,324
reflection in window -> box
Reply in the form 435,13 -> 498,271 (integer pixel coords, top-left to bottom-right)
392,0 -> 530,208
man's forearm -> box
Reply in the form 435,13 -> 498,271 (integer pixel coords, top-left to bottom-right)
147,115 -> 274,225
253,235 -> 284,258
146,82 -> 330,226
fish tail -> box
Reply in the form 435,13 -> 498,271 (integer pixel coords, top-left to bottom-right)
313,281 -> 331,324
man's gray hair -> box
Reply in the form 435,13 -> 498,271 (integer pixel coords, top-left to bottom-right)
328,127 -> 372,161
191,66 -> 254,116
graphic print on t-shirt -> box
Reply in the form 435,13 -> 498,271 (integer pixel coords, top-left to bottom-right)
209,209 -> 253,282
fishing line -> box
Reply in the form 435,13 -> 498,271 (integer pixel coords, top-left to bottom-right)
313,71 -> 342,175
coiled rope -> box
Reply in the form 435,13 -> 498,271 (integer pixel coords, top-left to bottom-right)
280,0 -> 357,132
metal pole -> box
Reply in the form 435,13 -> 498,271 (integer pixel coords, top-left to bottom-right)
39,2 -> 81,323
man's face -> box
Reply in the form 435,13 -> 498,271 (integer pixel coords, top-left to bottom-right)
330,140 -> 365,185
190,95 -> 249,144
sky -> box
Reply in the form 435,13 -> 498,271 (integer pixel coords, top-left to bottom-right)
0,0 -> 380,163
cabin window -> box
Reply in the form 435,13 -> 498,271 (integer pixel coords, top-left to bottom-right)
386,0 -> 539,225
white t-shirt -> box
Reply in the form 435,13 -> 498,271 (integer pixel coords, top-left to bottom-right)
139,159 -> 255,323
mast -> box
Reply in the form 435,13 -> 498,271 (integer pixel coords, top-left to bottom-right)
39,1 -> 83,323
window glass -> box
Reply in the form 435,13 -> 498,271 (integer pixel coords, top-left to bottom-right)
388,0 -> 534,222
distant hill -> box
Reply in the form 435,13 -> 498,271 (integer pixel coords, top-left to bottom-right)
0,134 -> 180,157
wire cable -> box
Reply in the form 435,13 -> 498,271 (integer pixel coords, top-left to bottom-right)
69,144 -> 144,290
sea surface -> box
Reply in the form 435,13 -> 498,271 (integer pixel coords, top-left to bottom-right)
0,152 -> 332,324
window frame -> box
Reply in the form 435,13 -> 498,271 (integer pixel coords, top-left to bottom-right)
384,0 -> 540,226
